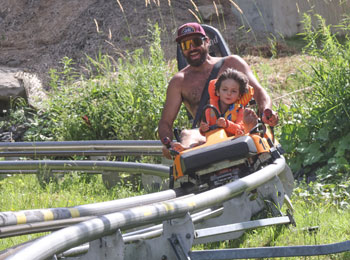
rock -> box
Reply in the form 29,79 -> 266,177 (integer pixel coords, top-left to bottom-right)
0,66 -> 47,111
0,132 -> 13,142
0,67 -> 26,112
14,71 -> 47,109
198,4 -> 223,21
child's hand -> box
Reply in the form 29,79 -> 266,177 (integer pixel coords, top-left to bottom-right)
200,121 -> 209,132
216,117 -> 227,128
236,129 -> 245,136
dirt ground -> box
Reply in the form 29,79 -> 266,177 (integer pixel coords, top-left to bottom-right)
0,0 -> 280,87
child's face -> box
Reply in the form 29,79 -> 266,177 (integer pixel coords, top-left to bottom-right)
216,79 -> 240,106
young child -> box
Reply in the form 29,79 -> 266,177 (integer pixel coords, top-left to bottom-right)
199,68 -> 257,136
171,68 -> 258,153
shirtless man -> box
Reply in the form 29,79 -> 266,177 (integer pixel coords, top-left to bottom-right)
158,23 -> 278,158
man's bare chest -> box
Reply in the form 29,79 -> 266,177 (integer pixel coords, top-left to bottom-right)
181,73 -> 210,105
182,81 -> 206,105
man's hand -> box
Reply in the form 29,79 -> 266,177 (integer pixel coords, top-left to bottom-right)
262,108 -> 278,127
162,145 -> 172,159
161,137 -> 173,159
161,137 -> 185,159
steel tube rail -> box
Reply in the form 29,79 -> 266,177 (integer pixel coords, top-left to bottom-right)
0,187 -> 182,228
0,140 -> 162,150
0,217 -> 94,238
0,205 -> 217,239
122,207 -> 224,243
7,157 -> 286,260
0,160 -> 169,178
0,140 -> 163,157
0,150 -> 162,157
189,240 -> 350,259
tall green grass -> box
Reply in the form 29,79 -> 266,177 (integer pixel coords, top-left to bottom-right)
279,14 -> 350,183
2,175 -> 349,258
0,173 -> 145,250
22,23 -> 189,142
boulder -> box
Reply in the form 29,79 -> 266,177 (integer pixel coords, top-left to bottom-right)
0,67 -> 26,111
0,66 -> 47,112
198,4 -> 223,21
14,70 -> 47,109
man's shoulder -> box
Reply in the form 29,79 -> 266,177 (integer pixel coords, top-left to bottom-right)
171,69 -> 186,81
221,55 -> 249,71
168,70 -> 186,90
224,55 -> 246,65
172,65 -> 196,81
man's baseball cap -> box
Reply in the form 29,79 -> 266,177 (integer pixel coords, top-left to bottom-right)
175,23 -> 206,42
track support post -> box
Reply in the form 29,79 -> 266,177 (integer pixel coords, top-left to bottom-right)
125,213 -> 195,260
75,229 -> 125,259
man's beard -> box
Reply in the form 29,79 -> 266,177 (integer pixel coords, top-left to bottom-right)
185,48 -> 208,67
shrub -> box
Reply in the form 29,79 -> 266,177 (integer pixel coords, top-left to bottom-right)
24,24 -> 188,141
279,14 -> 350,182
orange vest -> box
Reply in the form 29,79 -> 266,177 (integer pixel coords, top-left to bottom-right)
205,79 -> 254,136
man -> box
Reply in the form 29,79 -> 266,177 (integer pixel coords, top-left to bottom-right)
158,22 -> 278,158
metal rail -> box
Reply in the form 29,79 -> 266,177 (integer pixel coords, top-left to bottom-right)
189,241 -> 350,259
0,140 -> 163,157
0,160 -> 168,177
6,157 -> 286,260
0,185 -> 183,228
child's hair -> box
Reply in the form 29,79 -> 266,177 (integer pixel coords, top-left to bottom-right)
215,68 -> 249,96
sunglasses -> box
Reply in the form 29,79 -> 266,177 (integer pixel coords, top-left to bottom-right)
180,37 -> 206,51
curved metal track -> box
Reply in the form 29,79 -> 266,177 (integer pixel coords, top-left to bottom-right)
0,140 -> 163,157
0,160 -> 168,178
6,157 -> 287,260
0,186 -> 184,228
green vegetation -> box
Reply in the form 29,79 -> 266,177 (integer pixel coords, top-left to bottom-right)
198,181 -> 350,260
1,174 -> 349,259
279,14 -> 350,183
13,24 -> 189,142
0,173 -> 144,250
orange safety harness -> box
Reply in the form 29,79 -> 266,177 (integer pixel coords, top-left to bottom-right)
204,79 -> 254,136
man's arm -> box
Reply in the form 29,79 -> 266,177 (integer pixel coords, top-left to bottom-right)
158,75 -> 183,143
226,55 -> 278,126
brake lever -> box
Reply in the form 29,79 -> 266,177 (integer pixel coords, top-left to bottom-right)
169,149 -> 179,156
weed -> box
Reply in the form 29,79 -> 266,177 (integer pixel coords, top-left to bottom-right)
279,14 -> 350,183
20,23 -> 188,142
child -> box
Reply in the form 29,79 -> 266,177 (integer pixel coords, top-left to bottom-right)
199,68 -> 257,136
171,68 -> 258,153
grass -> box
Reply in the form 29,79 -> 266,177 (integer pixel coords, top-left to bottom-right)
246,54 -> 315,103
195,184 -> 350,259
1,174 -> 350,260
0,173 -> 145,251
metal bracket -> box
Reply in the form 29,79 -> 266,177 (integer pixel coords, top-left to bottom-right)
124,213 -> 195,260
195,215 -> 292,241
60,229 -> 125,259
168,234 -> 191,260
